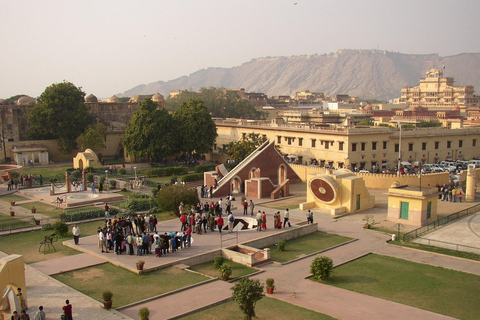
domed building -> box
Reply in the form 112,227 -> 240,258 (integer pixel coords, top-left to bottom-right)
152,93 -> 165,108
107,95 -> 120,103
16,96 -> 36,106
85,94 -> 98,103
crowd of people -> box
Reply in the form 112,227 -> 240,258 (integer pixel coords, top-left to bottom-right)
6,174 -> 43,190
437,184 -> 463,202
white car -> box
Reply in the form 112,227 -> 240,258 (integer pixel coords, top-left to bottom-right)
358,170 -> 370,173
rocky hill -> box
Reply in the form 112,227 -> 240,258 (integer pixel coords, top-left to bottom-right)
118,50 -> 480,101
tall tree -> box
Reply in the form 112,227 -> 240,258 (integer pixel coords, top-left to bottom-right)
220,133 -> 269,162
123,99 -> 175,161
76,123 -> 107,152
231,277 -> 264,320
173,99 -> 217,158
27,81 -> 93,154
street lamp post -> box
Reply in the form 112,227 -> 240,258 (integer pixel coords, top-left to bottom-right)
398,122 -> 402,177
105,170 -> 109,193
134,167 -> 137,189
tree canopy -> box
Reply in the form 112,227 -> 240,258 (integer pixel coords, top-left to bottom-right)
123,98 -> 176,161
27,81 -> 93,154
231,277 -> 264,320
173,99 -> 217,158
76,123 -> 107,152
166,87 -> 264,119
220,132 -> 268,162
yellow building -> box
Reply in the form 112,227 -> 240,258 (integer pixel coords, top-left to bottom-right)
212,119 -> 480,171
386,184 -> 438,227
400,69 -> 479,110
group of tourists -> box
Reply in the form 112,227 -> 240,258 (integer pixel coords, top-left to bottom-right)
437,184 -> 463,202
7,174 -> 43,190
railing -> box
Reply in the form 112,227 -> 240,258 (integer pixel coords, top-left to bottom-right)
403,203 -> 480,241
412,238 -> 480,255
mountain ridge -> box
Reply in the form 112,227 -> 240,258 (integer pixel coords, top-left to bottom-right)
118,50 -> 480,101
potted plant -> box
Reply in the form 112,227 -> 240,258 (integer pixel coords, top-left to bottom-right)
10,201 -> 15,206
31,206 -> 36,213
266,278 -> 275,294
102,290 -> 113,309
219,263 -> 232,280
9,208 -> 14,216
363,215 -> 376,229
137,260 -> 145,271
139,307 -> 150,320
32,217 -> 40,226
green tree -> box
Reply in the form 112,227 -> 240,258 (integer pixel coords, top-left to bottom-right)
173,99 -> 217,158
157,184 -> 199,215
76,123 -> 107,152
310,255 -> 333,280
417,121 -> 442,128
357,121 -> 374,126
27,81 -> 93,154
231,277 -> 265,320
219,132 -> 268,162
123,99 -> 176,161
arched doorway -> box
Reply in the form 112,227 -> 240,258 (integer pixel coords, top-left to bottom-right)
78,159 -> 84,171
232,176 -> 242,194
278,164 -> 287,184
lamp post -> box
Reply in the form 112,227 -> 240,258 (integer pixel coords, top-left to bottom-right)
134,167 -> 137,189
105,170 -> 109,193
397,122 -> 402,177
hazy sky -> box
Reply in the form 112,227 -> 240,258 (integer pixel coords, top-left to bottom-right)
1,0 -> 479,99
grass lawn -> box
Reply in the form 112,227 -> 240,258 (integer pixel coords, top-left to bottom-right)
389,240 -> 480,262
322,254 -> 480,320
53,263 -> 208,308
0,213 -> 31,230
189,260 -> 258,280
18,165 -> 72,182
0,194 -> 30,203
178,296 -> 336,320
0,220 -> 104,263
267,231 -> 353,263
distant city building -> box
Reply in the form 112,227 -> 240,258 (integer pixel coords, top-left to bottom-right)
399,69 -> 480,109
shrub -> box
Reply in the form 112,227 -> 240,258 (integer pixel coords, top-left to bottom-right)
266,278 -> 275,288
65,167 -> 75,172
132,192 -> 150,199
9,171 -> 20,179
109,180 -> 116,188
118,168 -> 127,175
151,187 -> 159,198
126,199 -> 158,212
231,278 -> 264,320
170,175 -> 178,184
53,221 -> 68,237
70,170 -> 82,182
61,208 -> 121,222
103,291 -> 113,301
86,173 -> 94,183
157,184 -> 199,215
182,173 -> 204,182
84,166 -> 96,173
194,163 -> 217,173
214,256 -> 224,270
277,240 -> 286,251
138,307 -> 150,320
218,263 -> 232,280
310,255 -> 333,280
121,187 -> 127,192
99,175 -> 106,184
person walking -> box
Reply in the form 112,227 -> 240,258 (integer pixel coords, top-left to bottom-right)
249,200 -> 255,216
228,212 -> 235,232
217,215 -> 224,233
62,300 -> 73,320
72,225 -> 81,245
306,210 -> 313,224
283,208 -> 292,227
33,306 -> 45,320
256,211 -> 263,231
243,199 -> 248,215
91,181 -> 96,194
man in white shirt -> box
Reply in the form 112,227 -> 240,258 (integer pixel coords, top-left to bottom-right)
72,225 -> 81,245
98,229 -> 108,253
228,212 -> 235,232
283,208 -> 291,228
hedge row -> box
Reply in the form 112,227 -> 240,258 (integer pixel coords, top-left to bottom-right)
182,173 -> 204,182
194,163 -> 217,173
144,166 -> 189,178
125,199 -> 158,211
60,207 -> 121,222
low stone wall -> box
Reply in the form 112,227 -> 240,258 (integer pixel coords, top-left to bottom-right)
242,223 -> 318,249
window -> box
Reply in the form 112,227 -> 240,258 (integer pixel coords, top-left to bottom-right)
352,143 -> 357,152
473,139 -> 477,147
339,142 -> 344,151
325,141 -> 329,149
447,141 -> 451,148
408,143 -> 413,152
459,140 -> 463,148
422,142 -> 427,151
287,138 -> 292,145
214,144 -> 217,150
372,142 -> 377,150
311,139 -> 316,148
277,136 -> 281,144
361,142 -> 365,151
395,144 -> 399,153
299,138 -> 303,146
435,141 -> 439,149
383,141 -> 388,149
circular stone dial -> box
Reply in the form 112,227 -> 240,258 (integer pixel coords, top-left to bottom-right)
310,177 -> 338,203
